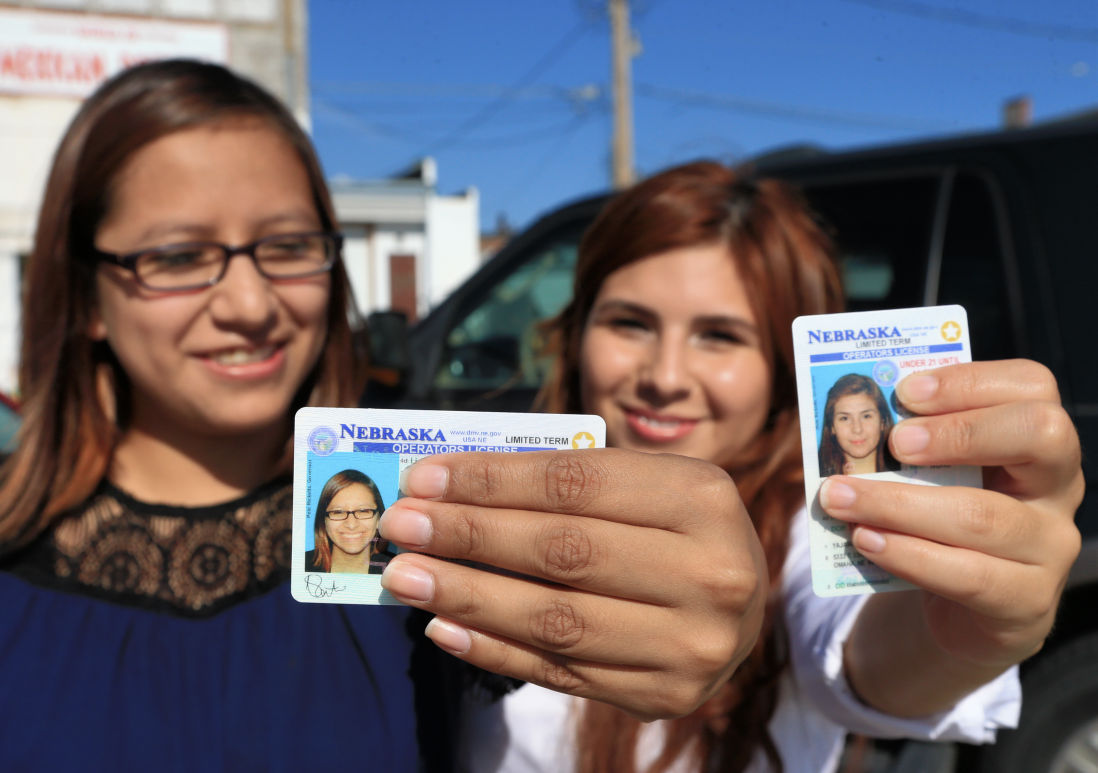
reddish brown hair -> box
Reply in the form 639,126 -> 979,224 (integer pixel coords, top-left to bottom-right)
0,59 -> 363,549
818,373 -> 899,476
539,160 -> 843,772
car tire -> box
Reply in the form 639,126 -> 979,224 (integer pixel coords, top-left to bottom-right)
967,631 -> 1098,773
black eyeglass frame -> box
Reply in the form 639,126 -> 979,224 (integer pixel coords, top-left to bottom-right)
90,230 -> 344,291
325,507 -> 381,521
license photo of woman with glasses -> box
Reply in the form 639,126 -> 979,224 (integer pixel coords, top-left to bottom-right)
307,469 -> 395,574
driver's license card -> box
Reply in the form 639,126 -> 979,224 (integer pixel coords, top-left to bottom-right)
792,305 -> 981,597
291,407 -> 605,605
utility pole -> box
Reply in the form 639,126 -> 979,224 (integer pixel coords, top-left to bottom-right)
610,0 -> 635,188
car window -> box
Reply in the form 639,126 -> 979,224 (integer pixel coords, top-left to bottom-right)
935,172 -> 1019,361
0,401 -> 18,453
426,174 -> 965,403
802,175 -> 940,311
433,239 -> 579,392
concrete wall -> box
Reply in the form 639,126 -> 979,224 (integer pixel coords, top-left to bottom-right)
0,254 -> 19,391
339,224 -> 428,316
335,196 -> 480,321
1,0 -> 305,115
0,96 -> 81,393
331,169 -> 481,323
425,188 -> 479,309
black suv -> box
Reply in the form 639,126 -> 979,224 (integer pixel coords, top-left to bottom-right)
373,113 -> 1098,773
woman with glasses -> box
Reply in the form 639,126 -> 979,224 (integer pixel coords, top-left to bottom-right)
0,60 -> 767,770
307,469 -> 394,574
0,57 -> 408,771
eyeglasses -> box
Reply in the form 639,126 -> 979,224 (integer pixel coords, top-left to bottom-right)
91,231 -> 342,291
326,507 -> 380,521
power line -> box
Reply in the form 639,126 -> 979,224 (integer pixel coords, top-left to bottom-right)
312,82 -> 595,130
498,111 -> 596,216
312,97 -> 428,143
314,93 -> 604,151
636,82 -> 954,132
423,18 -> 596,155
838,0 -> 1098,43
318,77 -> 950,146
313,81 -> 571,100
431,113 -> 604,150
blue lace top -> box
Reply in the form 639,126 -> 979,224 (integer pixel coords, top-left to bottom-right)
0,476 -> 421,773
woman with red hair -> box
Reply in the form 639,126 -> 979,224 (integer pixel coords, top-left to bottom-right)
818,373 -> 900,477
460,160 -> 1083,773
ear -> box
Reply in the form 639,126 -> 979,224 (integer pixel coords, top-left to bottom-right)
88,305 -> 108,341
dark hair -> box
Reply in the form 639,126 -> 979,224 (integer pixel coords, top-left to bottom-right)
818,373 -> 899,476
311,469 -> 388,572
539,160 -> 844,773
0,59 -> 364,548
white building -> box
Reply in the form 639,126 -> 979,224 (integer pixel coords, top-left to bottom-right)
333,157 -> 480,323
0,2 -> 479,395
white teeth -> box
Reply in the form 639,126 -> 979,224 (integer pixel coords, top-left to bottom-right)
209,345 -> 276,365
637,414 -> 683,429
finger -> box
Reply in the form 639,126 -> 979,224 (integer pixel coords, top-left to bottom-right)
819,476 -> 1077,567
887,401 -> 1082,497
381,553 -> 684,668
380,551 -> 752,690
844,526 -> 1062,626
379,498 -> 702,604
420,617 -> 720,721
895,359 -> 1061,416
398,448 -> 739,531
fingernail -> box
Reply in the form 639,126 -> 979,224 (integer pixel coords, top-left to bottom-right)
399,463 -> 448,499
379,507 -> 432,548
380,561 -> 435,602
425,617 -> 472,656
892,424 -> 930,455
820,478 -> 856,510
853,527 -> 886,554
900,373 -> 939,403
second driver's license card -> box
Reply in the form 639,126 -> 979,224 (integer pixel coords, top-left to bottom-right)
291,407 -> 605,605
792,305 -> 981,597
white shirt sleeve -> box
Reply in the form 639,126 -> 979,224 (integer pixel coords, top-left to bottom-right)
782,505 -> 1021,743
460,505 -> 1025,773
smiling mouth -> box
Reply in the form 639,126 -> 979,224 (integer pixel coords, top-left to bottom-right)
205,344 -> 280,365
624,408 -> 698,441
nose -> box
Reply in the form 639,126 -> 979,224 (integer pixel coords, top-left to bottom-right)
207,253 -> 278,331
638,335 -> 691,402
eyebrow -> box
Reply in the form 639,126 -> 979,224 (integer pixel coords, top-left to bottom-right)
591,299 -> 649,316
591,299 -> 760,336
126,210 -> 321,246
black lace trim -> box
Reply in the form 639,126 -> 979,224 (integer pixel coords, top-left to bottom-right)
2,476 -> 294,618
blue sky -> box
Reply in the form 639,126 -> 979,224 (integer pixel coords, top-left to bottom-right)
308,0 -> 1097,231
